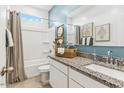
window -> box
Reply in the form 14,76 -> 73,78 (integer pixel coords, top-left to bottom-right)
21,14 -> 43,23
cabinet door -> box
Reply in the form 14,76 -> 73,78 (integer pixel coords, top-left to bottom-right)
49,58 -> 68,75
69,68 -> 108,88
50,65 -> 68,88
69,79 -> 83,88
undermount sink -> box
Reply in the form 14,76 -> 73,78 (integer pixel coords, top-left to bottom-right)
85,64 -> 124,81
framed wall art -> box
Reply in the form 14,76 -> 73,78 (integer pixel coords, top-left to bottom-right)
81,22 -> 93,37
95,23 -> 110,42
56,24 -> 64,45
57,24 -> 64,38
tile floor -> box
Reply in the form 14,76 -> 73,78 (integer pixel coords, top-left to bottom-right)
10,75 -> 51,88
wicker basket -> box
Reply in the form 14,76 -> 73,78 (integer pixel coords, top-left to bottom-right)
63,48 -> 77,58
55,48 -> 77,58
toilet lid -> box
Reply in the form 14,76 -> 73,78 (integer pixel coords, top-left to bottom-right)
38,65 -> 49,72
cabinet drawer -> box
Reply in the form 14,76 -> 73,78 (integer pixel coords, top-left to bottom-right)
69,78 -> 83,88
50,65 -> 68,88
69,68 -> 108,88
49,58 -> 68,75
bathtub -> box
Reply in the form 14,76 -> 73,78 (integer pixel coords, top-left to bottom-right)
24,59 -> 49,78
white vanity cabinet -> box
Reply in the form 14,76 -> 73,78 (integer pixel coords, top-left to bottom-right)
69,78 -> 83,88
49,58 -> 109,88
69,68 -> 109,88
49,59 -> 68,88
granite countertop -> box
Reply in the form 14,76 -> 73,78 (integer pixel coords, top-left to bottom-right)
49,55 -> 124,88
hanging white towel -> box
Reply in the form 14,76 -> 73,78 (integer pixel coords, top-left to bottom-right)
82,37 -> 86,45
6,29 -> 14,47
86,37 -> 91,46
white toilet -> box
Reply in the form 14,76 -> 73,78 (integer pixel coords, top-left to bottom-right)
38,64 -> 49,85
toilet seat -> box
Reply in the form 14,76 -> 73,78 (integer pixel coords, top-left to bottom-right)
38,65 -> 49,72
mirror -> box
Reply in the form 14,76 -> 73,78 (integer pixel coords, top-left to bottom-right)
67,24 -> 93,46
67,6 -> 124,46
67,24 -> 81,45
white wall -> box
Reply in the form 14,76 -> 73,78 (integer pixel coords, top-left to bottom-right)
10,5 -> 49,78
10,5 -> 48,18
71,5 -> 124,46
10,5 -> 48,31
0,6 -> 7,87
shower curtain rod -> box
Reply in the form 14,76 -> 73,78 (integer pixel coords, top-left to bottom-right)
21,13 -> 79,26
21,29 -> 48,32
22,28 -> 40,32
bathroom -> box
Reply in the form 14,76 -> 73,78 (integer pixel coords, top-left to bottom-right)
1,3 -> 124,90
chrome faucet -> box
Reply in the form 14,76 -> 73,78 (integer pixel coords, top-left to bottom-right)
106,50 -> 121,69
102,51 -> 123,69
115,58 -> 124,67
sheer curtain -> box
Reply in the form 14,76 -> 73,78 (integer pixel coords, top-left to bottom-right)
6,11 -> 27,84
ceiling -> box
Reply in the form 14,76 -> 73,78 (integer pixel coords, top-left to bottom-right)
67,5 -> 95,18
31,5 -> 53,11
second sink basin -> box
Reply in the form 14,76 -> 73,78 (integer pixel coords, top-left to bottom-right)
85,64 -> 124,81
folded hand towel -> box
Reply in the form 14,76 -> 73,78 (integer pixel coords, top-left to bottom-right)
58,47 -> 65,54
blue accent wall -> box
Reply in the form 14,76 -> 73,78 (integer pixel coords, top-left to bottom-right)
76,45 -> 124,58
21,14 -> 42,23
48,5 -> 80,27
48,5 -> 124,58
48,5 -> 80,43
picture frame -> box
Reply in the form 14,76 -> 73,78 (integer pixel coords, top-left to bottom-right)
95,23 -> 110,42
81,22 -> 93,37
56,24 -> 64,45
57,24 -> 64,38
